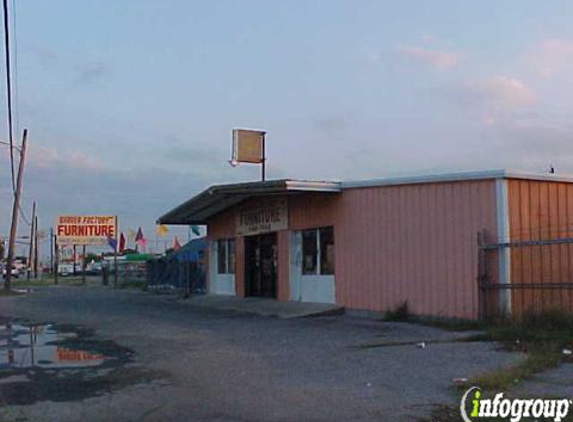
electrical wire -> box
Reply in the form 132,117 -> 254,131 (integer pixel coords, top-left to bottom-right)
2,0 -> 15,192
10,0 -> 18,136
18,203 -> 31,226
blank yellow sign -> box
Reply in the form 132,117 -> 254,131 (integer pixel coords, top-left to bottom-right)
233,129 -> 264,163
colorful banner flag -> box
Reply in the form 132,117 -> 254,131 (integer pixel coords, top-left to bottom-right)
172,237 -> 181,251
119,233 -> 126,253
156,225 -> 169,236
107,236 -> 117,251
126,228 -> 136,242
135,227 -> 144,243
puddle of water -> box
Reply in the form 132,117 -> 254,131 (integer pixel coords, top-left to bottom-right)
0,323 -> 107,369
0,318 -> 157,406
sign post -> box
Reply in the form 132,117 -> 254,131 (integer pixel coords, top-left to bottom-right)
114,216 -> 118,287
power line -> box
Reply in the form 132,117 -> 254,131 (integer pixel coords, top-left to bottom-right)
2,0 -> 15,192
18,202 -> 31,226
10,0 -> 18,136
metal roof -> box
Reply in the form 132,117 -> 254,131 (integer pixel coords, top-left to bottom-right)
342,169 -> 573,189
158,169 -> 573,226
157,179 -> 342,225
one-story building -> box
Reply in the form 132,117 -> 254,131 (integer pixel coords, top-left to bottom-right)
157,170 -> 573,320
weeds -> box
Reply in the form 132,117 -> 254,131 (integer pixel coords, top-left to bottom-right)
465,310 -> 573,391
383,301 -> 411,322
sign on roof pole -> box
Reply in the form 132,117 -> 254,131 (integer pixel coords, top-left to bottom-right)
230,129 -> 266,181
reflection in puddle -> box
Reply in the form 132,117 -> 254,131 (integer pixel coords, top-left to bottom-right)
0,323 -> 106,369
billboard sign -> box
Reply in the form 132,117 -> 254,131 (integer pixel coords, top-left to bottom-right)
56,215 -> 117,245
236,199 -> 288,236
231,129 -> 265,164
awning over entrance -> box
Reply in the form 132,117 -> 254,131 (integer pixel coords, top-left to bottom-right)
157,179 -> 341,225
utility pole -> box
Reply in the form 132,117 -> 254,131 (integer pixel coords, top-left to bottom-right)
54,239 -> 59,285
49,227 -> 54,275
34,214 -> 38,278
26,201 -> 36,281
82,245 -> 86,285
5,128 -> 28,290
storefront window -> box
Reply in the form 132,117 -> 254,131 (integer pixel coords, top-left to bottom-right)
320,226 -> 335,275
302,226 -> 334,275
302,229 -> 317,275
228,239 -> 235,274
217,239 -> 235,274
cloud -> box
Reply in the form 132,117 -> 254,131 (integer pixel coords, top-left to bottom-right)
32,46 -> 110,84
66,151 -> 103,170
28,145 -> 103,170
28,146 -> 60,168
530,38 -> 573,77
398,46 -> 458,70
420,35 -> 436,45
447,76 -> 537,122
468,76 -> 536,109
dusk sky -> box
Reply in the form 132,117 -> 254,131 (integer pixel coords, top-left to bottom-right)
2,1 -> 573,255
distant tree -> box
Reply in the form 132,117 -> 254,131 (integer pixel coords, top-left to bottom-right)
85,253 -> 102,263
0,240 -> 4,260
122,248 -> 137,255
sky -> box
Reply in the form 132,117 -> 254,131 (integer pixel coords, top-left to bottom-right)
2,0 -> 573,256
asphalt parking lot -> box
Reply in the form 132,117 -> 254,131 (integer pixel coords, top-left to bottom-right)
0,285 -> 522,422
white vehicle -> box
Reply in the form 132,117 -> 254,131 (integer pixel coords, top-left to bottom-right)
58,264 -> 74,276
2,266 -> 19,279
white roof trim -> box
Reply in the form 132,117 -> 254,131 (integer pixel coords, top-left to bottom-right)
285,180 -> 341,192
342,169 -> 573,189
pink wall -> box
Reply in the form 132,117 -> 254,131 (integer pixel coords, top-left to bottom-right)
205,181 -> 498,319
336,180 -> 498,319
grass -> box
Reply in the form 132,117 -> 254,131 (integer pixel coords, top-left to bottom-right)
419,311 -> 573,421
8,276 -> 89,287
382,301 -> 411,322
0,289 -> 22,297
423,404 -> 573,422
463,311 -> 573,391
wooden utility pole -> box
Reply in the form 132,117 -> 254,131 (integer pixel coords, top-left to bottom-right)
34,215 -> 39,278
26,201 -> 36,281
54,239 -> 59,285
73,244 -> 76,276
5,129 -> 28,290
113,216 -> 118,287
82,244 -> 86,285
49,228 -> 54,275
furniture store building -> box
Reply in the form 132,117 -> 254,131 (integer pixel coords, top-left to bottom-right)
157,170 -> 573,320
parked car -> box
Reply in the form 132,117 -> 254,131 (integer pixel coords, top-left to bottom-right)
2,266 -> 19,279
86,262 -> 103,275
58,264 -> 74,276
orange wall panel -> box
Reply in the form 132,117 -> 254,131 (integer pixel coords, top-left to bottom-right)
507,179 -> 573,315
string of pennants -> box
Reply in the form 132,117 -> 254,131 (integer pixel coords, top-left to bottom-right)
106,225 -> 201,252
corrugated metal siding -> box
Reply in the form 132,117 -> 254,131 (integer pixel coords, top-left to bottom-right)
336,180 -> 498,319
235,236 -> 245,297
277,231 -> 289,301
289,194 -> 341,230
207,208 -> 236,239
507,179 -> 573,315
